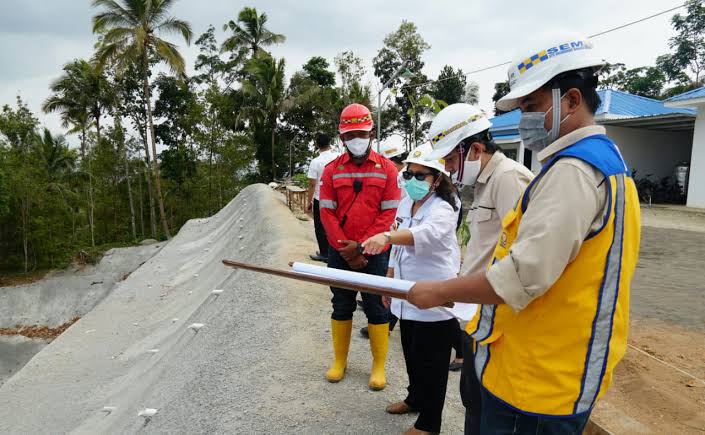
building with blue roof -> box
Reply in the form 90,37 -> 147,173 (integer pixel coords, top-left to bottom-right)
665,86 -> 705,208
490,89 -> 699,207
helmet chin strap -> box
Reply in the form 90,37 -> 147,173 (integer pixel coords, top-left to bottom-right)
550,87 -> 562,143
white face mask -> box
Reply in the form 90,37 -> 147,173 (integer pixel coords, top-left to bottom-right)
459,158 -> 482,186
345,137 -> 370,157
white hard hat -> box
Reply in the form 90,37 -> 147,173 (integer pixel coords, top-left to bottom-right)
404,143 -> 449,176
497,35 -> 606,112
379,142 -> 405,160
426,103 -> 492,160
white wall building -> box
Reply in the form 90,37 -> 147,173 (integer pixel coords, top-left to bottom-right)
665,87 -> 705,209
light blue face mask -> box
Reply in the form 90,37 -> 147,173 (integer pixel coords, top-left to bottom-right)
403,177 -> 431,201
518,88 -> 572,153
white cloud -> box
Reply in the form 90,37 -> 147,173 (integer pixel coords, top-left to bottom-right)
0,0 -> 684,142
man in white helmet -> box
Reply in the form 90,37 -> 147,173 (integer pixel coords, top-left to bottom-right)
426,103 -> 534,434
409,36 -> 641,434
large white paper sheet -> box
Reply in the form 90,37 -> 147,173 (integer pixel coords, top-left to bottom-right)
442,303 -> 478,322
291,262 -> 478,321
291,262 -> 415,292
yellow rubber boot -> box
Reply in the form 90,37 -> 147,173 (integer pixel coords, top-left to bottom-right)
367,322 -> 389,390
325,319 -> 352,383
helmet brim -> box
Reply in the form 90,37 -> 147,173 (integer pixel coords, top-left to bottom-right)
339,125 -> 374,134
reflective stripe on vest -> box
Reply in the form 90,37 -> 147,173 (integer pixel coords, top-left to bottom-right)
332,172 -> 387,181
380,200 -> 400,210
319,199 -> 337,209
574,173 -> 626,414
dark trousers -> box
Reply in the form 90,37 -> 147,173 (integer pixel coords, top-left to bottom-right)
451,319 -> 464,359
400,318 -> 455,433
312,199 -> 329,258
328,250 -> 389,324
480,388 -> 590,434
460,332 -> 482,435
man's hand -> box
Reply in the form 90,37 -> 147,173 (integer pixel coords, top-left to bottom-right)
307,202 -> 313,212
337,240 -> 360,262
407,280 -> 447,309
346,252 -> 368,270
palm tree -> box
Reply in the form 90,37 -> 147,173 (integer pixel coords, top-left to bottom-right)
43,60 -> 107,247
43,59 -> 110,155
222,7 -> 285,58
242,55 -> 286,180
91,0 -> 193,240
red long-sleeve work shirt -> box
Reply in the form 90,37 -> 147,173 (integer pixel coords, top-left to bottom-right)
319,150 -> 401,252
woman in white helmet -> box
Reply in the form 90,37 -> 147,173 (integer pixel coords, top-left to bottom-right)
426,102 -> 534,434
362,144 -> 470,435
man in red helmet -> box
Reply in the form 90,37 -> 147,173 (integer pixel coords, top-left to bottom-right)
319,103 -> 401,391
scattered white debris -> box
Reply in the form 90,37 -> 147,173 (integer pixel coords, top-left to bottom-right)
193,274 -> 199,278
203,248 -> 209,252
238,235 -> 243,240
85,329 -> 96,334
147,349 -> 160,354
138,408 -> 158,418
188,323 -> 204,331
147,284 -> 152,288
197,260 -> 203,264
133,323 -> 139,326
188,291 -> 193,295
171,318 -> 179,323
101,406 -> 117,415
211,289 -> 224,295
239,247 -> 245,251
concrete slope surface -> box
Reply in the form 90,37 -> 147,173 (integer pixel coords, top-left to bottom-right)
0,243 -> 164,329
0,184 -> 465,434
0,243 -> 164,387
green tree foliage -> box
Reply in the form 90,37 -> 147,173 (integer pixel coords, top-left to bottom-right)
222,7 -> 285,58
601,63 -> 667,99
241,55 -> 287,181
334,51 -> 369,105
303,56 -> 336,88
92,0 -> 194,239
663,0 -> 705,86
373,21 -> 431,149
492,81 -> 511,115
431,65 -> 466,105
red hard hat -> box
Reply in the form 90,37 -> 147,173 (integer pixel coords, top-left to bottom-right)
339,103 -> 374,134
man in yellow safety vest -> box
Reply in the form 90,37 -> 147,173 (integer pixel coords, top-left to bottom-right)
409,34 -> 641,434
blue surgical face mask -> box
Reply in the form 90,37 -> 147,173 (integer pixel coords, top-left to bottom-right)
403,177 -> 431,201
518,88 -> 572,153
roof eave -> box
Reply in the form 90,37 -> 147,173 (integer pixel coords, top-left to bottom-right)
664,96 -> 705,108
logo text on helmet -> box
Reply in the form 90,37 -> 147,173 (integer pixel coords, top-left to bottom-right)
341,114 -> 372,124
430,114 -> 485,146
516,40 -> 592,75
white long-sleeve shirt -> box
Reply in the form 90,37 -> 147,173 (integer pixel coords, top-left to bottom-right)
389,194 -> 462,322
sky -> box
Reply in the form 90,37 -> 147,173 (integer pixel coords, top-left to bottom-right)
0,0 -> 685,147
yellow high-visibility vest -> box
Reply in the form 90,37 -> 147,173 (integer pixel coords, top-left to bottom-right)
466,134 -> 641,417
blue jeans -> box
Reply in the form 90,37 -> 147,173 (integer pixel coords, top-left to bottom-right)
328,249 -> 390,324
480,388 -> 590,435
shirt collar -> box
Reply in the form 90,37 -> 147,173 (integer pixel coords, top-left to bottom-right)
477,152 -> 507,184
338,148 -> 380,165
537,125 -> 606,163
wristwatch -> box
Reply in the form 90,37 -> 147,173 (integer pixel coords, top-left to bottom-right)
384,231 -> 392,244
356,242 -> 365,254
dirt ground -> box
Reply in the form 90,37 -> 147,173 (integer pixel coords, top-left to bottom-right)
591,207 -> 705,434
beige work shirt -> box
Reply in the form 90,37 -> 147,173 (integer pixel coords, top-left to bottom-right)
487,125 -> 611,312
461,152 -> 534,277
